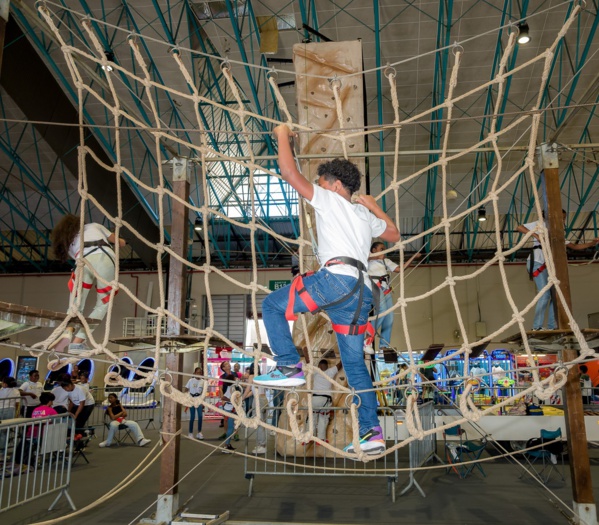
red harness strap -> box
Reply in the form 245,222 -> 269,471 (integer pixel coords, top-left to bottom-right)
284,260 -> 373,337
531,263 -> 546,278
285,272 -> 318,321
68,273 -> 93,293
375,280 -> 392,296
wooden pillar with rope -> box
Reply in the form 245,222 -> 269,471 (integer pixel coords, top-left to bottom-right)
154,158 -> 189,523
540,142 -> 596,525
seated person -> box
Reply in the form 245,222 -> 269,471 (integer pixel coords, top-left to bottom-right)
12,393 -> 57,475
99,393 -> 151,448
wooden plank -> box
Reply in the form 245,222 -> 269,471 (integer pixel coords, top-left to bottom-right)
0,301 -> 99,329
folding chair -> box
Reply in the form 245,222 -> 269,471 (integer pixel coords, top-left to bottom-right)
103,413 -> 136,446
444,424 -> 486,478
71,434 -> 90,465
521,428 -> 565,484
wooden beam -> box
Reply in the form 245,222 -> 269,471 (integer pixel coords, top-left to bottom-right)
540,143 -> 596,524
156,159 -> 189,521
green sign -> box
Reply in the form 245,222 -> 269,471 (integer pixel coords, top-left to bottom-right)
269,279 -> 291,291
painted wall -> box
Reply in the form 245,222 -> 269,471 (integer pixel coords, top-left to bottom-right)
1,262 -> 598,386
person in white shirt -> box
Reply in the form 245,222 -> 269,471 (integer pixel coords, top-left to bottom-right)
51,215 -> 126,353
0,376 -> 20,419
51,377 -> 71,415
517,210 -> 599,330
367,242 -> 420,351
61,379 -> 95,430
19,370 -> 43,417
311,359 -> 343,442
184,367 -> 205,440
254,124 -> 400,457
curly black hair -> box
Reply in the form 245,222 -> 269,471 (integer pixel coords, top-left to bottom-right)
370,241 -> 385,253
317,158 -> 362,195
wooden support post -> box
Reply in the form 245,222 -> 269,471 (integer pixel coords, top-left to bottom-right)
156,158 -> 190,524
540,143 -> 596,525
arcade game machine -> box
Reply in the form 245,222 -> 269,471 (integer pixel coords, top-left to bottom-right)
0,358 -> 14,379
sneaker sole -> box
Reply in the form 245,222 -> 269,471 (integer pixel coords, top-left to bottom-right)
253,378 -> 306,387
344,441 -> 386,456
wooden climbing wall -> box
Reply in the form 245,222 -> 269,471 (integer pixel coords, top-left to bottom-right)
291,40 -> 365,356
274,42 -> 365,456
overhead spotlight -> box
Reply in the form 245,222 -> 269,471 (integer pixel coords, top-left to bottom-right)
477,207 -> 487,222
194,217 -> 203,231
517,22 -> 531,45
102,50 -> 115,71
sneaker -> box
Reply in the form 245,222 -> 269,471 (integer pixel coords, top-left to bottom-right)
252,445 -> 267,454
188,432 -> 195,439
222,444 -> 235,454
99,441 -> 111,448
138,438 -> 151,447
253,365 -> 305,387
68,342 -> 89,355
550,453 -> 558,465
343,426 -> 385,455
196,432 -> 204,440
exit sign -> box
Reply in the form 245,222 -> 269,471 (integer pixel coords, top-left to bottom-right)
269,279 -> 291,291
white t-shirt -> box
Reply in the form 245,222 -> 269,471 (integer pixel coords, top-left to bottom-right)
68,223 -> 114,259
0,387 -> 21,408
68,384 -> 95,407
185,377 -> 205,396
20,381 -> 43,407
524,220 -> 570,265
313,365 -> 338,394
308,184 -> 387,280
368,258 -> 399,291
51,386 -> 70,409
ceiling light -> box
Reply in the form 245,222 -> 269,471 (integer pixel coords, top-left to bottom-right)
477,207 -> 487,222
517,22 -> 530,45
102,51 -> 115,71
194,217 -> 203,231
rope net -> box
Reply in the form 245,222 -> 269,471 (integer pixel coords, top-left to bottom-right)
30,3 -> 596,462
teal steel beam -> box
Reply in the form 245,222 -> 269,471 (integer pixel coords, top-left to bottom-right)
423,0 -> 453,254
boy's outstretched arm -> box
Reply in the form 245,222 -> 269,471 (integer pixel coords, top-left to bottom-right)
274,125 -> 314,201
356,194 -> 400,243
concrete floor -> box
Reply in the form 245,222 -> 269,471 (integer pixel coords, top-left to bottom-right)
4,418 -> 599,525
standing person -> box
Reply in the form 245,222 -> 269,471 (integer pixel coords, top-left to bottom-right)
99,393 -> 151,448
50,375 -> 71,414
366,242 -> 420,351
516,211 -> 599,330
51,214 -> 126,353
19,370 -> 43,417
61,379 -> 95,430
242,363 -> 269,454
184,367 -> 205,440
311,359 -> 343,442
221,374 -> 242,453
0,377 -> 20,419
254,124 -> 400,456
233,363 -> 243,379
219,362 -> 237,434
580,365 -> 593,405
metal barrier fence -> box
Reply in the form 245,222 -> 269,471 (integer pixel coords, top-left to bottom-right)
397,401 -> 441,498
87,387 -> 159,437
244,406 -> 402,501
0,414 -> 76,513
0,397 -> 21,422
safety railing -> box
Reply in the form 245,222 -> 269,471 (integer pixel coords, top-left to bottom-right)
0,414 -> 76,513
397,401 -> 442,497
0,397 -> 21,421
244,406 -> 401,501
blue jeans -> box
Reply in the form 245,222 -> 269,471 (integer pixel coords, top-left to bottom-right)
532,262 -> 556,330
188,405 -> 203,434
262,269 -> 378,434
224,411 -> 236,445
374,291 -> 394,348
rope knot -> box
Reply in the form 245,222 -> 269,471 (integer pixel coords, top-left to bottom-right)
512,313 -> 525,324
446,277 -> 456,287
